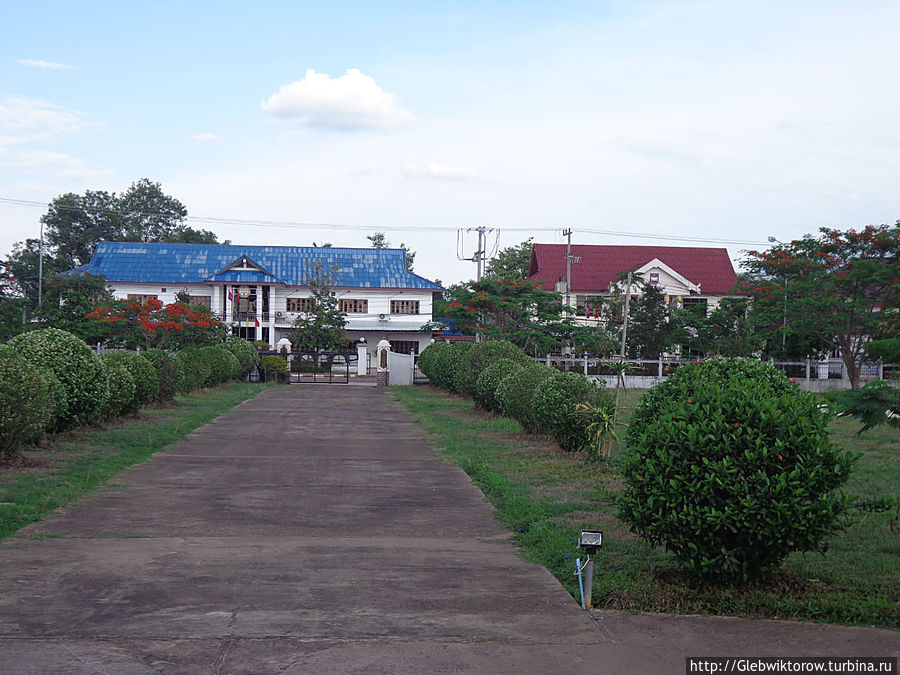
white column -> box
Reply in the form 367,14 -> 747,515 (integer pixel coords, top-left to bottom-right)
357,342 -> 368,376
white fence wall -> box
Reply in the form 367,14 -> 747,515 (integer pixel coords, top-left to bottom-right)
388,351 -> 415,386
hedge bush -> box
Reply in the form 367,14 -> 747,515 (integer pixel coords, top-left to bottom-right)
531,371 -> 611,452
8,328 -> 108,430
0,345 -> 56,458
416,341 -> 448,382
102,351 -> 159,411
175,347 -> 211,392
223,336 -> 258,377
496,363 -> 556,433
98,354 -> 137,419
455,340 -> 531,399
474,359 -> 524,413
618,357 -> 856,584
142,349 -> 184,401
259,355 -> 288,382
202,345 -> 241,385
427,341 -> 474,392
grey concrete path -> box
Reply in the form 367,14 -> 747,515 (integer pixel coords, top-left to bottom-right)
0,386 -> 895,674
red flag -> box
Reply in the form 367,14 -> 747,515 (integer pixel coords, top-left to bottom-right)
255,316 -> 260,327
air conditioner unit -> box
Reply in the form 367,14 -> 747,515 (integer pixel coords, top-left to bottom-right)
275,311 -> 284,318
379,313 -> 387,320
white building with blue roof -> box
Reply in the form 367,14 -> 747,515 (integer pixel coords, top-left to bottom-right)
72,241 -> 443,356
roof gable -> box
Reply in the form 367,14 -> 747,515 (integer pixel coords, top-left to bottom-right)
527,244 -> 738,295
71,242 -> 443,291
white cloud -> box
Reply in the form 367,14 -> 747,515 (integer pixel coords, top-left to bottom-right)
262,68 -> 413,131
0,147 -> 101,178
402,162 -> 478,181
16,58 -> 75,71
0,95 -> 95,147
189,132 -> 218,142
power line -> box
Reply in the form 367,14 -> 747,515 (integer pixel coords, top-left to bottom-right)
0,195 -> 769,246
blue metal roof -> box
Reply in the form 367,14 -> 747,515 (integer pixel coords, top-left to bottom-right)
69,242 -> 444,290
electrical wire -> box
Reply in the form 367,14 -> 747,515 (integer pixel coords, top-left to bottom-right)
0,195 -> 769,246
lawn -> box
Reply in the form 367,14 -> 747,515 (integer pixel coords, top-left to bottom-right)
0,382 -> 274,540
391,385 -> 899,628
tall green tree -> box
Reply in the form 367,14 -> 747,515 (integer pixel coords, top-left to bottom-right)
367,231 -> 416,271
5,179 -> 218,310
681,297 -> 761,357
289,263 -> 347,351
33,273 -> 115,344
742,223 -> 900,389
431,278 -> 611,355
483,238 -> 534,282
624,280 -> 686,359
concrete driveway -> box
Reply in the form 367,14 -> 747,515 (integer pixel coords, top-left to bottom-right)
0,386 -> 895,674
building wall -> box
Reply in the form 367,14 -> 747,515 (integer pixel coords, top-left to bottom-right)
106,282 -> 434,355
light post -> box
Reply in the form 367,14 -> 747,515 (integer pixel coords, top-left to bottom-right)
37,219 -> 44,308
767,236 -> 787,350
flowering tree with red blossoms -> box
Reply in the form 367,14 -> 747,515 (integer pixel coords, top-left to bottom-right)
86,298 -> 226,350
742,222 -> 900,390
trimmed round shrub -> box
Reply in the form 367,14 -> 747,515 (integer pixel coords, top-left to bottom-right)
98,354 -> 137,418
8,328 -> 109,430
474,359 -> 524,413
531,371 -> 611,452
496,363 -> 555,432
0,345 -> 56,457
417,341 -> 448,382
618,357 -> 856,584
223,336 -> 258,377
455,340 -> 532,400
175,347 -> 211,392
202,345 -> 241,385
259,355 -> 288,383
142,349 -> 184,401
102,351 -> 158,410
428,341 -> 474,392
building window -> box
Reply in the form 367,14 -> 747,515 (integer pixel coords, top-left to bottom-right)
390,300 -> 420,315
340,298 -> 368,314
286,297 -> 311,313
188,295 -> 211,307
682,297 -> 708,317
127,294 -> 158,305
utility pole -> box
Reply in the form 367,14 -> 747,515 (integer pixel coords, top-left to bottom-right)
460,226 -> 495,282
561,228 -> 581,313
619,271 -> 632,359
37,219 -> 44,308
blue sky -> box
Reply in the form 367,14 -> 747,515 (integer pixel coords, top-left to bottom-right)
2,0 -> 898,284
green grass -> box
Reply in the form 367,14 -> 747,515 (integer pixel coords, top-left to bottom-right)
0,382 -> 274,540
391,385 -> 899,628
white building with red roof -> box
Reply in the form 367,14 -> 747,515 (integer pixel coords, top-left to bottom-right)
526,244 -> 743,320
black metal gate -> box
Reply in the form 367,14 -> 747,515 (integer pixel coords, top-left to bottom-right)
254,350 -> 358,384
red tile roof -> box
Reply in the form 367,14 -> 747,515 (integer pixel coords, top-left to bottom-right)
527,244 -> 739,295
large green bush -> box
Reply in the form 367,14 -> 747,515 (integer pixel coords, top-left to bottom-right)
531,371 -> 611,452
202,345 -> 241,385
259,355 -> 288,383
102,351 -> 158,411
141,349 -> 184,401
175,347 -> 211,392
416,341 -> 448,382
8,328 -> 109,430
496,363 -> 555,433
455,340 -> 531,399
474,359 -> 524,413
98,354 -> 137,418
619,357 -> 856,584
0,345 -> 56,458
428,341 -> 474,392
223,336 -> 258,377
